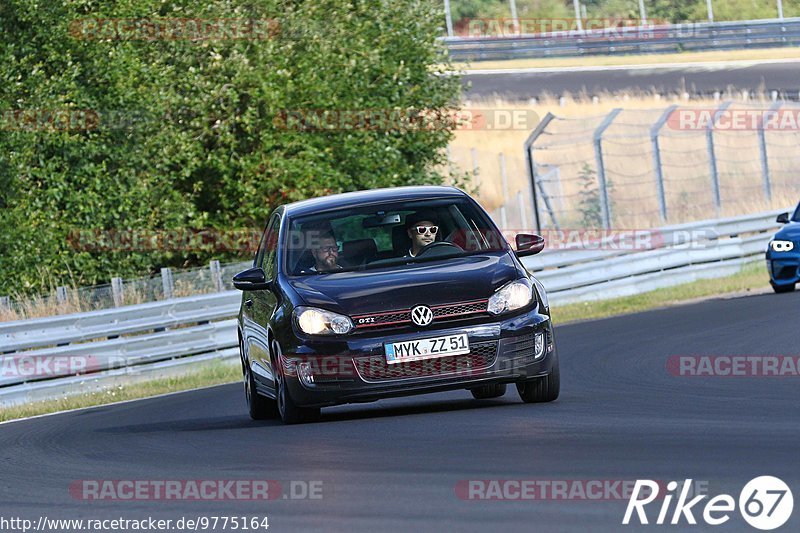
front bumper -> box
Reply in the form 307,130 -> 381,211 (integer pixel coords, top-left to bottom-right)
278,307 -> 555,408
766,249 -> 800,286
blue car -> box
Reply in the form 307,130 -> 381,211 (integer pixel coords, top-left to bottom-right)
767,203 -> 800,293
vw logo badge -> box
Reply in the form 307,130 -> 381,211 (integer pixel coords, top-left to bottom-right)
411,305 -> 434,327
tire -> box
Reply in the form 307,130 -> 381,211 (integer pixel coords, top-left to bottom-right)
241,347 -> 279,420
470,383 -> 507,399
516,354 -> 560,403
272,341 -> 320,424
771,281 -> 796,294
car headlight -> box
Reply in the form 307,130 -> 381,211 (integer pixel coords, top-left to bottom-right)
487,279 -> 533,315
294,306 -> 354,335
770,240 -> 795,252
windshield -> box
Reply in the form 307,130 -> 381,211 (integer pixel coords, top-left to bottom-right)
284,197 -> 508,276
793,202 -> 800,222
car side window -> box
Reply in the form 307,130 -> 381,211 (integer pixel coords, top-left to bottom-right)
258,215 -> 280,279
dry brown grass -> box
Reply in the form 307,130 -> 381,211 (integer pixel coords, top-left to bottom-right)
452,47 -> 800,71
447,93 -> 800,228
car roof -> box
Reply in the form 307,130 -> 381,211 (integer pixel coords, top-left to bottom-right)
282,186 -> 467,218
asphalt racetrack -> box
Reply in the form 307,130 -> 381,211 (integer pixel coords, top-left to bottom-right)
2,290 -> 799,532
463,60 -> 800,99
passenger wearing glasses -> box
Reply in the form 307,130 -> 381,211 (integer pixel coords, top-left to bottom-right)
404,211 -> 440,258
309,232 -> 342,272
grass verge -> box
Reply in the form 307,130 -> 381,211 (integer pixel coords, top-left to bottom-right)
0,261 -> 772,423
0,361 -> 240,423
550,260 -> 769,324
453,47 -> 800,71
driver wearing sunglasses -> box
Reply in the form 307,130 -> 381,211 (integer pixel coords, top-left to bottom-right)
404,211 -> 440,258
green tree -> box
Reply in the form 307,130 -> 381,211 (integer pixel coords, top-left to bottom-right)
0,0 -> 461,295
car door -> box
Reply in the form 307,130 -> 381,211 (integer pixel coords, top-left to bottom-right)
250,214 -> 281,391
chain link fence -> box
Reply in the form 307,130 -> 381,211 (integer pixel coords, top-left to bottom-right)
449,102 -> 800,231
0,260 -> 250,322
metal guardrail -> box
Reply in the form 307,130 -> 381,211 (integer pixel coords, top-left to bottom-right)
444,18 -> 800,60
522,210 -> 784,303
0,209 -> 784,406
0,291 -> 239,353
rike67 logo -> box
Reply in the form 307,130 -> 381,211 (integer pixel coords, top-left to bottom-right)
623,477 -> 793,530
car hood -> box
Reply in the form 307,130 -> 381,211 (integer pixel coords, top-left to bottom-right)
774,221 -> 800,241
288,253 -> 521,315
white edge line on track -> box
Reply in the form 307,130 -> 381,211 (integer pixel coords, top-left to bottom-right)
0,380 -> 238,427
457,57 -> 800,75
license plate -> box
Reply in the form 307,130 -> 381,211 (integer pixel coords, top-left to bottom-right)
385,333 -> 470,364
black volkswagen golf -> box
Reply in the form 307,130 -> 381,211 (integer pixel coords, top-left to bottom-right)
234,186 -> 559,423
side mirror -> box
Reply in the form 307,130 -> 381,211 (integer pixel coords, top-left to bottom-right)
233,267 -> 270,291
776,213 -> 790,224
515,233 -> 546,257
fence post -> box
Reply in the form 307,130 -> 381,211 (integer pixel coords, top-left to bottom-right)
210,260 -> 224,292
650,104 -> 677,223
593,108 -> 622,229
516,191 -> 528,230
470,147 -> 480,188
707,101 -> 731,217
161,267 -> 174,299
534,165 -> 561,230
499,152 -> 509,230
111,277 -> 124,307
443,0 -> 454,37
56,286 -> 68,306
758,101 -> 781,204
509,0 -> 519,34
524,112 -> 555,232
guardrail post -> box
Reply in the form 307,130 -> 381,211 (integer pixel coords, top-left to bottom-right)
758,101 -> 781,204
111,277 -> 124,307
56,286 -> 68,306
524,112 -> 556,232
210,260 -> 224,292
707,101 -> 731,218
161,268 -> 174,299
594,108 -> 622,229
651,105 -> 678,223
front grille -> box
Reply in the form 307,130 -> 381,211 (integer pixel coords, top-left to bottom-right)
352,299 -> 488,331
354,341 -> 498,381
772,264 -> 799,281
